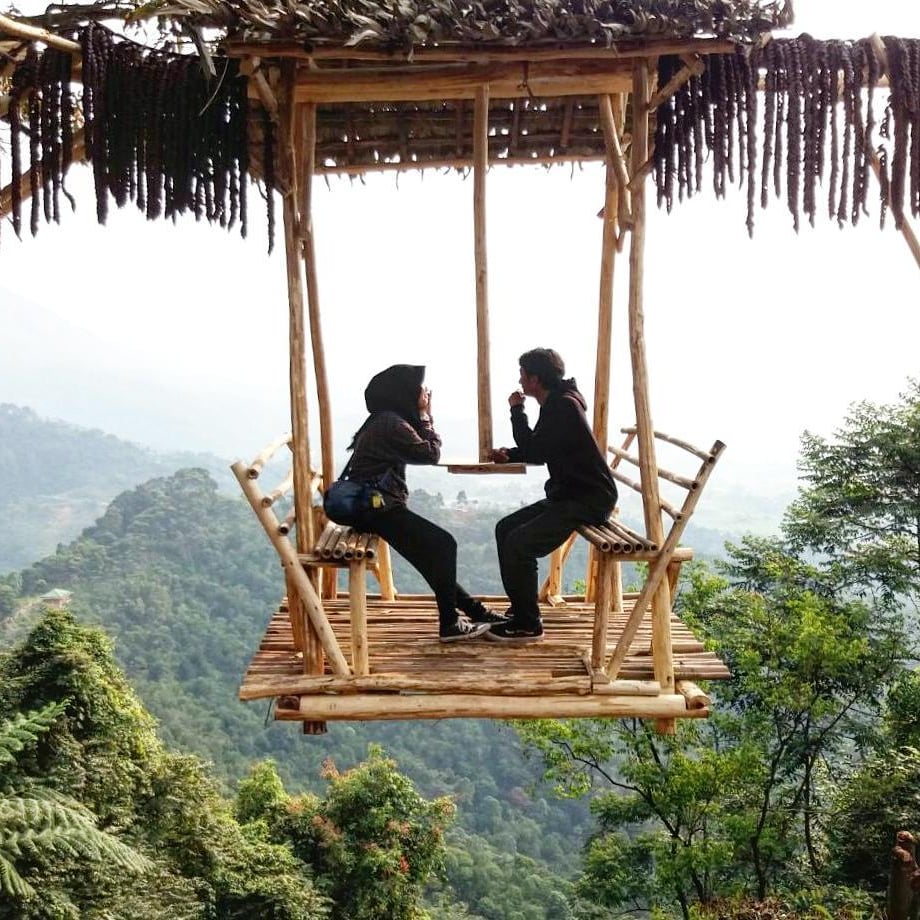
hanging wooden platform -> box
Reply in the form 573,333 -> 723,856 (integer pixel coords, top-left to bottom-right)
240,593 -> 728,723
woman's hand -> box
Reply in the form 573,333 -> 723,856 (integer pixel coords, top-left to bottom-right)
418,386 -> 433,420
508,390 -> 524,408
490,448 -> 510,463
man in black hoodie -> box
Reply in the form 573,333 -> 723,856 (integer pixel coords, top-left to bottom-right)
488,349 -> 617,643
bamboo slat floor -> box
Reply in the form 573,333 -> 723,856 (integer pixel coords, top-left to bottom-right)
240,594 -> 729,722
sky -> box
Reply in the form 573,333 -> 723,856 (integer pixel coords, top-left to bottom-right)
1,0 -> 919,515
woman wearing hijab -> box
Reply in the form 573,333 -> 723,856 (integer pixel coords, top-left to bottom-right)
344,364 -> 506,642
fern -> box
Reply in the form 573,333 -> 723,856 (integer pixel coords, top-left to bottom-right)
0,701 -> 67,768
0,706 -> 152,900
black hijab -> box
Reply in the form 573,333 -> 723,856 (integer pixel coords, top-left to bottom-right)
349,364 -> 426,448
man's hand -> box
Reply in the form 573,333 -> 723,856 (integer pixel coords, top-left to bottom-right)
490,448 -> 510,463
508,390 -> 524,408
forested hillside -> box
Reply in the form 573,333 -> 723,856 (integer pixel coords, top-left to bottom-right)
0,467 -> 597,917
0,405 -> 230,573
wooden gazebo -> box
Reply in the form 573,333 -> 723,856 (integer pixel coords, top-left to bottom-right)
3,1 -> 919,733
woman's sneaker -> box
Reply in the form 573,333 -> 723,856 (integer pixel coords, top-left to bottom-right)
465,602 -> 511,625
484,620 -> 544,644
439,620 -> 492,643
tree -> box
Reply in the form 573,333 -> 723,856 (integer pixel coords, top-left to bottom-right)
516,540 -> 906,918
784,379 -> 920,604
0,702 -> 151,911
247,750 -> 455,920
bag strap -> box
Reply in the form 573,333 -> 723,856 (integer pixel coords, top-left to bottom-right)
338,452 -> 356,482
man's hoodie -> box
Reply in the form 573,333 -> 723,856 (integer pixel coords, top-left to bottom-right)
505,379 -> 617,516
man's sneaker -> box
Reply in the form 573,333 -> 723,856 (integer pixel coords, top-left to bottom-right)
485,620 -> 544,644
465,603 -> 511,625
439,620 -> 492,643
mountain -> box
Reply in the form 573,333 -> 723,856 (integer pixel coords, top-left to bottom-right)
0,404 -> 231,573
2,468 -> 595,914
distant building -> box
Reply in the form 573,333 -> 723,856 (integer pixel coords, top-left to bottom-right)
39,589 -> 72,608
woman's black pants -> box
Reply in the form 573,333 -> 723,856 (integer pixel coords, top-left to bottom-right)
353,504 -> 475,628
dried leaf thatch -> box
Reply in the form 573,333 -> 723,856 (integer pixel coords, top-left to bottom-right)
153,0 -> 792,49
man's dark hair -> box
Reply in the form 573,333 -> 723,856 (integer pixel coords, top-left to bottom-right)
519,348 -> 565,389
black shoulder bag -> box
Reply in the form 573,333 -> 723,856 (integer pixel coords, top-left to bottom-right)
323,455 -> 387,526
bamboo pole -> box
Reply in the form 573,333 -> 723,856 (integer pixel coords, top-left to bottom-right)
314,153 -> 607,177
591,554 -> 613,669
646,54 -> 705,112
869,152 -> 920,271
373,539 -> 397,600
473,84 -> 493,462
541,533 -> 576,602
281,691 -> 704,722
231,461 -> 350,675
624,61 -> 676,726
281,69 -> 323,698
348,559 -> 369,676
297,101 -> 336,503
281,87 -> 314,551
0,12 -> 80,52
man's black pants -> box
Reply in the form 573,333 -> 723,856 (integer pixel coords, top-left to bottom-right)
495,498 -> 604,627
354,504 -> 476,628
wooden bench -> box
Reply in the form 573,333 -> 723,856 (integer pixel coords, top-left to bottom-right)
298,522 -> 396,677
538,428 -> 723,683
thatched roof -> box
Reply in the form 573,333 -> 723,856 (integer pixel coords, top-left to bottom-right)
2,5 -> 919,253
158,0 -> 792,54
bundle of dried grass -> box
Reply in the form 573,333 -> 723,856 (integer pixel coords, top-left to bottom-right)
654,35 -> 920,234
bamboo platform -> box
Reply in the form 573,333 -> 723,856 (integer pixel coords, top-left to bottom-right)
240,594 -> 729,723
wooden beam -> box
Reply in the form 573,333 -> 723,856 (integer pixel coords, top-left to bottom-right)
0,12 -> 80,52
313,153 -> 607,176
281,691 -> 705,722
226,37 -> 738,65
646,53 -> 704,112
473,84 -> 493,462
287,61 -> 633,103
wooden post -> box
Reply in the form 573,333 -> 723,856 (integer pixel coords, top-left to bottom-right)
232,461 -> 350,675
280,73 -> 315,558
373,539 -> 397,601
591,554 -> 613,669
587,94 -> 622,599
626,61 -> 676,725
348,559 -> 369,675
297,102 -> 336,497
473,84 -> 493,461
280,71 -> 327,706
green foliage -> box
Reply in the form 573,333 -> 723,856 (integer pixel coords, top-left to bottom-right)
0,701 -> 151,907
517,537 -> 907,917
3,468 -> 594,916
0,609 -> 328,920
826,746 -> 920,892
271,748 -> 454,920
784,379 -> 920,601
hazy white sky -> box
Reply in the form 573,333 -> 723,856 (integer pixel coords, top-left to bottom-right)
1,0 -> 918,502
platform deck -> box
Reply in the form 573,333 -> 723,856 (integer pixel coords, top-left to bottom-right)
240,594 -> 728,723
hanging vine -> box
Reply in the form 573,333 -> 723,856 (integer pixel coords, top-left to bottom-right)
654,36 -> 920,234
2,22 -> 272,250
